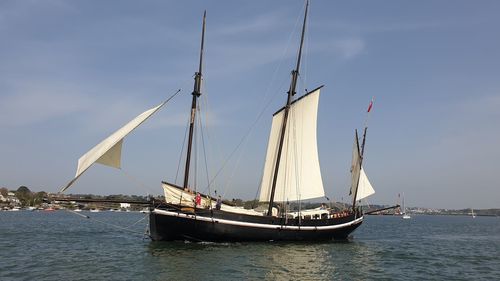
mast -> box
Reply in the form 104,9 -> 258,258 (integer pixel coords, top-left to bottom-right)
352,127 -> 367,212
352,97 -> 373,211
360,127 -> 367,158
267,1 -> 309,216
183,11 -> 206,190
402,193 -> 405,214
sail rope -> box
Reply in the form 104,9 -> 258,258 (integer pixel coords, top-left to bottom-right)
290,102 -> 304,220
65,209 -> 150,238
170,3 -> 309,207
193,104 -> 199,193
198,105 -> 212,197
199,6 -> 307,201
206,80 -> 285,198
175,115 -> 190,184
119,168 -> 157,196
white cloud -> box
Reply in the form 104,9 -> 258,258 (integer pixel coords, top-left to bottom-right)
0,86 -> 90,127
312,37 -> 365,60
333,38 -> 365,59
215,11 -> 287,36
314,20 -> 445,34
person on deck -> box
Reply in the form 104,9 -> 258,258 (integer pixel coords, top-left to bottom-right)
195,193 -> 201,207
216,196 -> 222,210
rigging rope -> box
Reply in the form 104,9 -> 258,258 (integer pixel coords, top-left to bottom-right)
65,209 -> 150,238
202,4 -> 307,199
198,107 -> 212,197
175,115 -> 190,184
119,168 -> 157,196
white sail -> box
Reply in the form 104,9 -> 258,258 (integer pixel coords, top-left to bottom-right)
259,88 -> 324,202
61,102 -> 166,192
349,131 -> 375,200
356,167 -> 375,200
349,132 -> 361,196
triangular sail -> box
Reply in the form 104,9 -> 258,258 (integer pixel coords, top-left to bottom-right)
259,88 -> 324,202
356,167 -> 375,200
350,130 -> 375,201
60,102 -> 167,193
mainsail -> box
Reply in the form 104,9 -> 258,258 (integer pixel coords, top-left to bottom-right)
259,87 -> 325,202
60,101 -> 167,193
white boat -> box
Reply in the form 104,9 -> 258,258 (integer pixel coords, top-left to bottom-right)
401,193 -> 411,219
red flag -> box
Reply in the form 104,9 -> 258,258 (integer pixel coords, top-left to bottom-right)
367,98 -> 374,112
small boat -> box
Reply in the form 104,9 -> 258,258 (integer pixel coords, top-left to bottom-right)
401,193 -> 411,219
471,208 -> 476,218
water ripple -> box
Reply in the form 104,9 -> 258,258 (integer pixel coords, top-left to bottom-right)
1,212 -> 499,280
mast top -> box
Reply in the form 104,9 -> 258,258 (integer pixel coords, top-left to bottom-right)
288,0 -> 309,97
192,10 -> 206,98
294,1 -> 308,75
198,10 -> 206,75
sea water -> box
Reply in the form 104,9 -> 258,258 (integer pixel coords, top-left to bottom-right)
1,211 -> 499,280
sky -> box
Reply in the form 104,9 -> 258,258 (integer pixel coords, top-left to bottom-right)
1,0 -> 499,209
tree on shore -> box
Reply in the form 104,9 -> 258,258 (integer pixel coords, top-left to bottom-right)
16,186 -> 33,206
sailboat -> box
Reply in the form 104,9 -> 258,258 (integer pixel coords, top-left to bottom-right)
471,208 -> 476,218
61,2 -> 376,242
401,193 -> 411,219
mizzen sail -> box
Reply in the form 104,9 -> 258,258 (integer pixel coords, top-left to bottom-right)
356,167 -> 375,200
350,130 -> 375,201
259,87 -> 324,202
60,101 -> 167,193
350,131 -> 361,196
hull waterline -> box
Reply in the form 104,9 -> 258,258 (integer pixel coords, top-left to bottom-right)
149,208 -> 363,242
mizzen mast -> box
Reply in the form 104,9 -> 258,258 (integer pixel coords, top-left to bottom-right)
267,1 -> 309,216
183,11 -> 206,190
351,129 -> 363,212
352,98 -> 373,212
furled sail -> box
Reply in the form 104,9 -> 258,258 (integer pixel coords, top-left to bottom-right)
356,167 -> 375,200
60,101 -> 166,193
349,131 -> 361,196
259,87 -> 324,202
349,130 -> 375,200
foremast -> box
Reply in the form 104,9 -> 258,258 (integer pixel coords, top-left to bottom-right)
267,1 -> 309,216
183,11 -> 206,190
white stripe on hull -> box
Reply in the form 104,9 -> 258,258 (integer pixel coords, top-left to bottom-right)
153,209 -> 363,231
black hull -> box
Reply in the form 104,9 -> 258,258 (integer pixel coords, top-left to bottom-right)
149,207 -> 363,242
